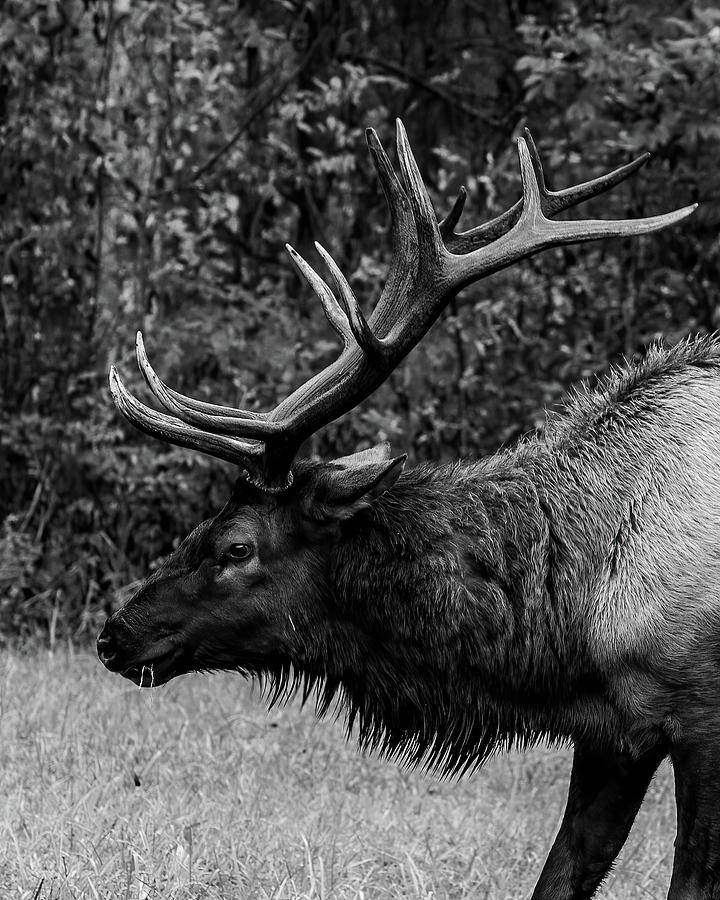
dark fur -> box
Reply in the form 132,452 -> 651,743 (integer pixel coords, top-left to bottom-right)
99,335 -> 720,899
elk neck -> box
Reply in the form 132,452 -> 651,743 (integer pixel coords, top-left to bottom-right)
280,448 -> 626,774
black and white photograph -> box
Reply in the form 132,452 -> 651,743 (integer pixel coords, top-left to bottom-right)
1,1 -> 718,897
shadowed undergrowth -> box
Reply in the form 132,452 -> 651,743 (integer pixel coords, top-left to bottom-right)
0,650 -> 674,899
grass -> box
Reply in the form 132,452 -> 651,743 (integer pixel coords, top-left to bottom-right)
0,648 -> 675,899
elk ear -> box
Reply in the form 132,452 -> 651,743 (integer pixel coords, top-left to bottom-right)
305,451 -> 406,521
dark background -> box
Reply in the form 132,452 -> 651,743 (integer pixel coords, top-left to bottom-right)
1,0 -> 718,642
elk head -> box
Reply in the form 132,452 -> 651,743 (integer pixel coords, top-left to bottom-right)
97,120 -> 694,688
97,445 -> 405,687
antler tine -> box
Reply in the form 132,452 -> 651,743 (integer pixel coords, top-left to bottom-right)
135,333 -> 283,438
515,135 -> 545,222
365,127 -> 419,329
525,129 -> 652,218
138,380 -> 266,420
314,242 -> 389,361
439,186 -> 467,239
365,127 -> 412,226
285,244 -> 354,344
522,129 -> 548,192
109,367 -> 266,473
444,128 -> 654,254
395,120 -> 444,261
135,330 -> 267,421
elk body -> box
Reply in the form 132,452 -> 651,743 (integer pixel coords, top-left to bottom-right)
96,122 -> 711,899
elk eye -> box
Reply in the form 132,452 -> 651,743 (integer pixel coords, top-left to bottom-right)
224,543 -> 253,563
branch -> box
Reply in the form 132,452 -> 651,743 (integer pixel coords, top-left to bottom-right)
355,54 -> 501,127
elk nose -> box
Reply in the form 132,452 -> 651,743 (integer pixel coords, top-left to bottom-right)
97,622 -> 118,668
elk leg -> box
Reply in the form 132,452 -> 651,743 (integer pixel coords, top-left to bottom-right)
667,741 -> 720,900
530,741 -> 667,900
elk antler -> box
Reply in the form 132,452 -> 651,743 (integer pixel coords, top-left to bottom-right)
109,122 -> 696,491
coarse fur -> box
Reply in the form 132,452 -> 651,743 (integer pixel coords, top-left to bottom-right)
99,334 -> 720,899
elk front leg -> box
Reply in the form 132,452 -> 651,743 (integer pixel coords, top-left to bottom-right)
530,741 -> 667,900
668,741 -> 720,900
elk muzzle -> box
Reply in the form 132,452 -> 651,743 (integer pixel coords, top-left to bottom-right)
96,615 -> 131,670
97,614 -> 190,687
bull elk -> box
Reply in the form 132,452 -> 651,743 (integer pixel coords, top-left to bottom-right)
97,121 -> 708,899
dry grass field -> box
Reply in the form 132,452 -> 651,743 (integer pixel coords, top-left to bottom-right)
0,648 -> 675,899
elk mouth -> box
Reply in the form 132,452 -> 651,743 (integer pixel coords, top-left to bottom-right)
121,644 -> 192,688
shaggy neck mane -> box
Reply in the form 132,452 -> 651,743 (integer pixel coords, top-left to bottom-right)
266,339 -> 720,774
256,453 -> 619,777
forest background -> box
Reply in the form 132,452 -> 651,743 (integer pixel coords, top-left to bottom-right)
1,0 -> 718,643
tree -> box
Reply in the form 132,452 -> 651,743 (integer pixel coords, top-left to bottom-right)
0,0 -> 714,640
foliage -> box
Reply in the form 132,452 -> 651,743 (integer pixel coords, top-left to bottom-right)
1,0 -> 717,641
